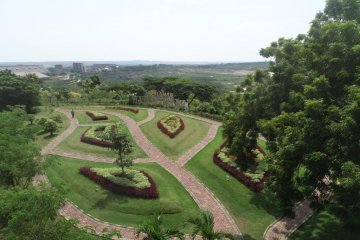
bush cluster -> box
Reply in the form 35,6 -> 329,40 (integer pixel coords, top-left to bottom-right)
157,115 -> 185,138
80,126 -> 113,147
105,106 -> 139,113
213,143 -> 270,192
86,111 -> 108,121
79,167 -> 159,198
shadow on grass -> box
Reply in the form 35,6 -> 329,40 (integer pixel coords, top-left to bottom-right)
90,190 -> 128,210
242,234 -> 257,240
249,189 -> 282,218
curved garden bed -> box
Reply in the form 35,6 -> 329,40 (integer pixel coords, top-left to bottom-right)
80,167 -> 159,198
157,114 -> 185,138
80,126 -> 113,147
213,142 -> 270,192
105,106 -> 139,113
86,111 -> 108,121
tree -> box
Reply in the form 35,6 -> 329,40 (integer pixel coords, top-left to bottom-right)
106,125 -> 134,174
136,215 -> 184,240
44,120 -> 58,136
0,108 -> 41,187
188,211 -> 235,240
0,70 -> 41,113
0,187 -> 113,240
78,75 -> 102,94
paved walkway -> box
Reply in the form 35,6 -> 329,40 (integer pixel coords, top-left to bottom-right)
137,108 -> 155,126
39,108 -> 241,238
263,200 -> 313,240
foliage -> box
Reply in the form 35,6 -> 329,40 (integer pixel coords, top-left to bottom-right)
136,215 -> 184,240
0,108 -> 41,187
223,0 -> 360,224
86,111 -> 108,121
91,167 -> 151,189
78,75 -> 102,94
157,115 -> 185,138
0,70 -> 41,113
0,186 -> 110,240
188,211 -> 235,240
44,119 -> 58,136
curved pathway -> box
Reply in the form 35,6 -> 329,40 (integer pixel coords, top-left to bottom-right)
263,200 -> 313,240
39,108 -> 241,238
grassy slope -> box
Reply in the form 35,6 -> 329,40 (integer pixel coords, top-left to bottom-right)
35,109 -> 70,148
140,111 -> 210,160
186,128 -> 280,240
57,126 -> 147,159
289,209 -> 360,240
63,106 -> 148,123
46,156 -> 201,231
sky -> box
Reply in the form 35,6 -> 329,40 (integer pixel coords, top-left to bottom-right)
0,0 -> 326,63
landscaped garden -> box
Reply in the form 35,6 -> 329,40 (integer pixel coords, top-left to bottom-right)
57,124 -> 147,159
141,111 -> 210,160
45,156 -> 201,231
186,128 -> 280,240
157,114 -> 185,138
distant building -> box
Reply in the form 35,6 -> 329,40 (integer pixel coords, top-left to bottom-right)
0,65 -> 49,79
54,64 -> 63,70
73,62 -> 86,72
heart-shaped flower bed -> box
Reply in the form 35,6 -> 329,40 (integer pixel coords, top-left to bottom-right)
157,114 -> 185,138
80,167 -> 159,198
86,111 -> 108,121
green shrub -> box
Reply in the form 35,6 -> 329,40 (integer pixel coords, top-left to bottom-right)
50,114 -> 63,123
44,120 -> 58,136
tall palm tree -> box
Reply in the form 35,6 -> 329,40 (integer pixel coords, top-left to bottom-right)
136,216 -> 184,240
188,211 -> 235,240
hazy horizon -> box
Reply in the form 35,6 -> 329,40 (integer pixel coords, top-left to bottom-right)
1,0 -> 325,62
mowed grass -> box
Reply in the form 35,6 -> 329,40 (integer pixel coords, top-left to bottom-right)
289,209 -> 360,240
186,128 -> 280,240
57,126 -> 147,159
140,111 -> 210,160
45,156 -> 201,231
35,109 -> 70,148
75,111 -> 123,125
63,106 -> 148,123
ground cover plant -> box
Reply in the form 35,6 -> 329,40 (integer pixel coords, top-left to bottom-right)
214,143 -> 269,192
86,111 -> 108,121
57,126 -> 147,159
81,125 -> 114,147
141,111 -> 210,160
186,128 -> 280,240
45,156 -> 201,231
157,114 -> 185,138
75,111 -> 122,125
80,167 -> 158,198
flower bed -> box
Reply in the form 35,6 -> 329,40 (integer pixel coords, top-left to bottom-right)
86,111 -> 108,121
105,106 -> 139,113
213,142 -> 270,192
157,114 -> 185,138
80,125 -> 114,147
79,167 -> 159,198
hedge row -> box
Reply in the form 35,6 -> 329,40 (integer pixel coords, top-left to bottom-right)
157,118 -> 185,138
213,143 -> 270,192
80,127 -> 113,147
79,167 -> 159,198
105,106 -> 139,113
86,111 -> 108,121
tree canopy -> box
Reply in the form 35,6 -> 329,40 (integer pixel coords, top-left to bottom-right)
224,0 -> 360,224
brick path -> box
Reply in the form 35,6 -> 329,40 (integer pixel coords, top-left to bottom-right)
137,108 -> 155,126
38,108 -> 241,238
263,200 -> 314,240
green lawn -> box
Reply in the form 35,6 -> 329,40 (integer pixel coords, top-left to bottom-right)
75,111 -> 123,125
289,209 -> 360,240
186,128 -> 280,240
57,126 -> 147,159
257,138 -> 268,153
35,109 -> 70,148
63,106 -> 148,123
45,156 -> 201,231
140,111 -> 210,160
